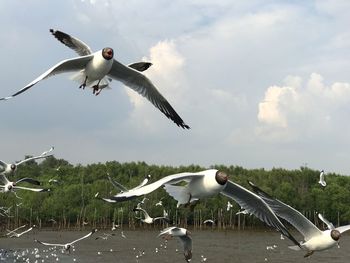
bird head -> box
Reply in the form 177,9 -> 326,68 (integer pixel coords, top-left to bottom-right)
215,171 -> 228,185
10,164 -> 16,171
331,229 -> 341,241
102,47 -> 114,60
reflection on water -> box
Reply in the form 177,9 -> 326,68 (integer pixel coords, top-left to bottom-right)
0,229 -> 349,262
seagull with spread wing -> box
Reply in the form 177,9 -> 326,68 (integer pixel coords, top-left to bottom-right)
133,206 -> 169,224
248,181 -> 350,257
158,227 -> 192,262
0,147 -> 54,175
35,229 -> 97,253
1,29 -> 189,129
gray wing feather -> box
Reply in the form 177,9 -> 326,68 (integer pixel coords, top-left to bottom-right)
50,29 -> 92,56
108,60 -> 189,129
221,181 -> 300,246
248,182 -> 322,241
1,55 -> 94,100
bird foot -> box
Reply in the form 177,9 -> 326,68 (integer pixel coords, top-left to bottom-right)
79,83 -> 86,90
92,85 -> 100,95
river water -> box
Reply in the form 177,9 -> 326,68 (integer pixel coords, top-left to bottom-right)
0,229 -> 349,262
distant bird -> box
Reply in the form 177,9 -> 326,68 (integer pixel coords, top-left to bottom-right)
0,174 -> 49,198
121,231 -> 126,238
319,170 -> 326,187
111,222 -> 119,231
0,147 -> 54,175
203,219 -> 215,226
5,225 -> 27,237
226,201 -> 233,211
0,29 -> 190,129
95,233 -> 115,240
248,182 -> 350,257
236,209 -> 249,215
158,227 -> 192,262
8,225 -> 36,238
133,207 -> 169,224
35,229 -> 97,253
48,178 -> 59,184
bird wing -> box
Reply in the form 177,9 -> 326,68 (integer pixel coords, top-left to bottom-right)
133,207 -> 150,219
16,154 -> 53,165
0,160 -> 7,170
13,186 -> 49,192
15,178 -> 41,185
108,60 -> 189,129
132,174 -> 151,190
69,229 -> 97,245
109,172 -> 205,201
248,181 -> 322,241
35,239 -> 65,247
6,225 -> 26,235
221,181 -> 300,246
127,62 -> 152,72
179,234 -> 192,254
40,146 -> 54,156
0,55 -> 94,101
18,227 -> 33,236
0,174 -> 10,184
335,225 -> 350,234
158,226 -> 178,236
50,29 -> 92,56
108,176 -> 128,192
318,213 -> 335,230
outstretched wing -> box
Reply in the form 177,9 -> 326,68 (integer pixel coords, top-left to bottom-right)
248,181 -> 322,241
15,178 -> 41,185
50,29 -> 92,56
13,186 -> 49,192
108,59 -> 189,129
107,172 -> 205,202
0,55 -> 94,101
108,176 -> 128,192
336,225 -> 350,234
221,181 -> 300,246
69,229 -> 97,245
35,239 -> 65,247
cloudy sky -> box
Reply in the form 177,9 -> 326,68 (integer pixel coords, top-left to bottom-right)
1,0 -> 350,174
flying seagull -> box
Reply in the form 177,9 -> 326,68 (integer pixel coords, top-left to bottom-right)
0,29 -> 190,129
5,224 -> 27,237
0,147 -> 54,175
0,174 -> 49,198
158,227 -> 192,262
103,169 -> 300,245
248,181 -> 350,257
319,170 -> 326,187
35,229 -> 97,253
8,225 -> 36,238
133,207 -> 169,224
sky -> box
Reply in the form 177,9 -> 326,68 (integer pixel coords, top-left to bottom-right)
1,0 -> 350,175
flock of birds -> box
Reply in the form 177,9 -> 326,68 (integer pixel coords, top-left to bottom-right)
0,28 -> 349,262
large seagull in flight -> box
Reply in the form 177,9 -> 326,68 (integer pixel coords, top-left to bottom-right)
0,29 -> 190,129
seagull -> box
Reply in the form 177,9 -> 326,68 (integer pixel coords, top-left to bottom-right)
95,233 -> 115,240
158,227 -> 192,262
0,174 -> 49,197
35,229 -> 97,253
236,209 -> 249,215
9,225 -> 36,238
121,231 -> 126,238
248,181 -> 350,257
0,147 -> 54,175
226,201 -> 233,211
1,29 -> 190,129
133,207 -> 169,224
319,170 -> 326,187
155,197 -> 164,206
111,222 -> 119,231
203,219 -> 215,225
103,169 -> 299,245
5,225 -> 27,237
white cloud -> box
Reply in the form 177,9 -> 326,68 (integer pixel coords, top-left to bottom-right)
257,73 -> 350,141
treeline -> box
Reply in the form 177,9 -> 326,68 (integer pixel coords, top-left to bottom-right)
1,156 -> 350,231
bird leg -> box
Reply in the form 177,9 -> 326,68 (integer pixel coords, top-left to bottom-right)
92,80 -> 101,95
79,76 -> 88,89
303,250 -> 314,258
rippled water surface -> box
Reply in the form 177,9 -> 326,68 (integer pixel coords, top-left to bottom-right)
0,229 -> 349,262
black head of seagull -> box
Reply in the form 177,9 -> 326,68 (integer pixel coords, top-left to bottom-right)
215,171 -> 228,185
102,47 -> 114,60
331,229 -> 341,241
10,164 -> 16,171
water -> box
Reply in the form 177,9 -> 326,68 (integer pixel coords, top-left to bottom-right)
0,229 -> 349,262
